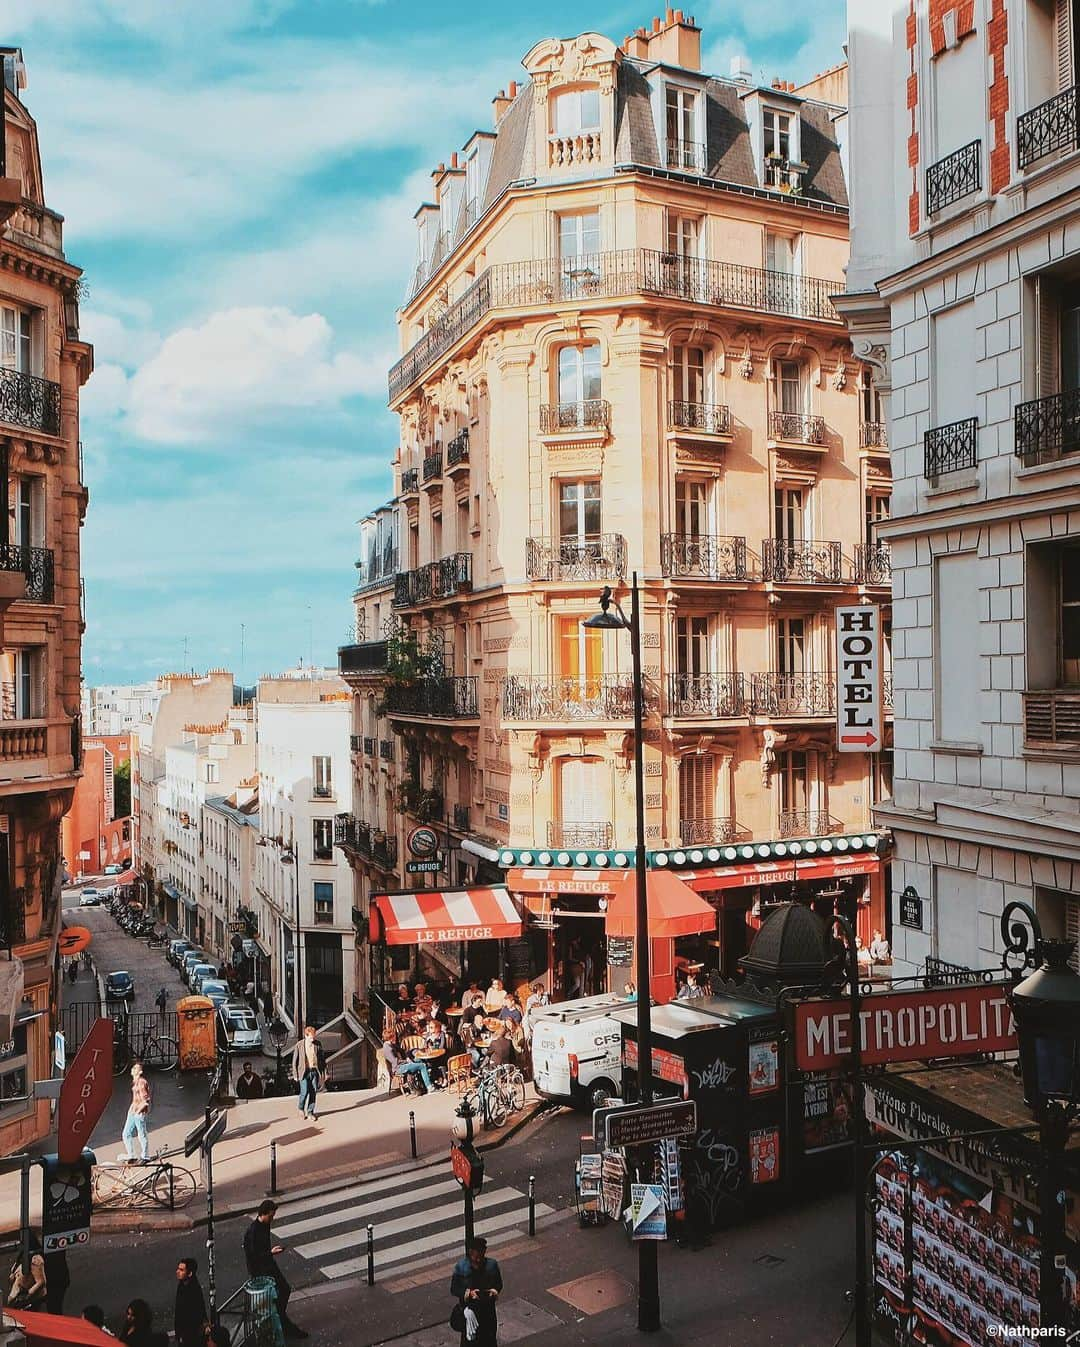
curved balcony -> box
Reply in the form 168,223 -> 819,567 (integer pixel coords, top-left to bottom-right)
400,468 -> 419,495
751,673 -> 835,718
385,676 -> 479,720
0,543 -> 54,603
548,821 -> 613,849
667,399 -> 732,437
854,542 -> 891,586
526,535 -> 626,583
539,400 -> 610,434
679,817 -> 748,847
667,672 -> 746,719
392,553 -> 472,608
422,450 -> 443,483
661,533 -> 747,582
762,539 -> 843,585
778,810 -> 843,840
0,368 -> 60,437
502,674 -> 643,722
447,428 -> 470,468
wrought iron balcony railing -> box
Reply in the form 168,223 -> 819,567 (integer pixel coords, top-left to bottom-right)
362,735 -> 376,756
452,803 -> 471,832
1017,85 -> 1078,169
349,734 -> 362,753
334,814 -> 371,857
384,675 -> 479,719
859,421 -> 888,449
768,411 -> 826,444
0,368 -> 61,437
1023,690 -> 1080,747
778,810 -> 843,840
339,640 -> 389,676
854,542 -> 891,585
660,533 -> 748,582
925,139 -> 981,216
447,427 -> 470,467
372,833 -> 398,871
762,538 -> 843,584
751,672 -> 836,718
525,534 -> 627,583
668,400 -> 731,436
388,250 -> 844,402
1014,389 -> 1080,465
883,672 -> 893,711
547,821 -> 614,850
422,450 -> 443,482
392,553 -> 473,607
0,543 -> 54,602
924,417 -> 978,479
539,400 -> 610,433
502,674 -> 646,721
679,817 -> 747,846
400,468 -> 419,495
667,672 -> 746,718
379,739 -> 394,761
666,138 -> 706,172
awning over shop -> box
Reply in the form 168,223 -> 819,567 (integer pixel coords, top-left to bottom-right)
180,893 -> 198,912
793,854 -> 881,882
507,867 -> 626,898
5,1308 -> 118,1347
370,886 -> 524,945
604,871 -> 717,939
680,853 -> 881,893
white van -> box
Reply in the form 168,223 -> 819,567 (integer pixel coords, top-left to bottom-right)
531,993 -> 628,1111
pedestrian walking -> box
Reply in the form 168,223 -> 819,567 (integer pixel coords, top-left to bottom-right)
450,1236 -> 502,1347
155,986 -> 168,1017
67,960 -> 78,985
290,1026 -> 321,1120
174,1258 -> 207,1347
118,1062 -> 151,1162
243,1199 -> 307,1340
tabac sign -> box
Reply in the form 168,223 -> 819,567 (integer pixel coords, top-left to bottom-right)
835,604 -> 882,753
56,1016 -> 114,1164
792,982 -> 1017,1073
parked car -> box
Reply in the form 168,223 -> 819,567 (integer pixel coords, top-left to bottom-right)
103,864 -> 123,875
79,891 -> 100,907
189,963 -> 218,993
199,978 -> 230,1008
181,951 -> 207,983
167,939 -> 193,967
104,970 -> 135,1001
218,1001 -> 262,1052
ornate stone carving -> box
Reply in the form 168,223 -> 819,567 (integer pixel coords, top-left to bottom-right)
852,337 -> 890,389
832,356 -> 847,391
641,632 -> 660,648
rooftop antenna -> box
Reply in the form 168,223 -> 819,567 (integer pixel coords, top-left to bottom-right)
240,623 -> 246,702
183,634 -> 189,672
307,605 -> 313,673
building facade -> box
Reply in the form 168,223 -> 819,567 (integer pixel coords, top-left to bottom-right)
0,49 -> 92,1154
200,786 -> 260,984
61,733 -> 132,880
842,0 -> 1080,978
341,15 -> 891,1006
83,680 -> 161,737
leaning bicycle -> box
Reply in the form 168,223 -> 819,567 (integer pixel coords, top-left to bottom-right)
112,1019 -> 179,1074
463,1071 -> 507,1130
91,1149 -> 197,1210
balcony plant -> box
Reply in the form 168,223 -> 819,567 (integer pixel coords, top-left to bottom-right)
396,779 -> 444,822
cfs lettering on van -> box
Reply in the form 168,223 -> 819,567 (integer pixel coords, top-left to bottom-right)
417,925 -> 493,944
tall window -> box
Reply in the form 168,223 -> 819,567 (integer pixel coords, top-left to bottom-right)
313,756 -> 333,799
0,307 -> 31,373
666,213 -> 700,258
465,150 -> 482,219
777,360 -> 806,416
559,480 -> 601,544
313,881 -> 334,925
865,492 -> 890,548
763,108 -> 793,161
557,756 -> 608,823
860,366 -> 883,425
679,755 -> 714,822
312,818 -> 333,861
766,233 -> 799,276
12,477 -> 44,548
776,617 -> 805,675
671,345 -> 705,405
774,486 -> 805,543
559,212 -> 600,261
675,616 -> 709,676
1062,547 -> 1080,684
6,648 -> 44,720
553,88 -> 600,136
558,345 -> 602,404
665,86 -> 699,166
556,614 -> 602,681
674,478 -> 710,538
777,749 -> 808,813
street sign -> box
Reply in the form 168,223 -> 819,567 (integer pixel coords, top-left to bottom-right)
57,926 -> 93,958
53,1030 -> 65,1074
835,604 -> 882,753
605,1100 -> 698,1149
792,981 -> 1017,1073
406,855 -> 443,874
41,1151 -> 94,1252
407,825 -> 439,858
56,1018 -> 113,1164
899,886 -> 923,930
450,1142 -> 484,1193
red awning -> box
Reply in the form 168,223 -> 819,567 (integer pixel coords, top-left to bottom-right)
795,854 -> 881,881
604,870 -> 718,939
370,886 -> 524,945
507,867 -> 627,897
680,862 -> 797,892
5,1309 -> 119,1347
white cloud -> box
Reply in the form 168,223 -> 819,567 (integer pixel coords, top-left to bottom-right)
699,0 -> 847,86
125,305 -> 388,443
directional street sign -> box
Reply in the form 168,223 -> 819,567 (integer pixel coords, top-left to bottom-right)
605,1100 -> 697,1149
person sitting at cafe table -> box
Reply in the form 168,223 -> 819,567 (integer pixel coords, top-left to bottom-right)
869,929 -> 891,963
422,1018 -> 450,1084
497,994 -> 522,1029
386,1034 -> 435,1094
483,978 -> 507,1013
395,984 -> 413,1012
487,1022 -> 513,1067
413,982 -> 433,1013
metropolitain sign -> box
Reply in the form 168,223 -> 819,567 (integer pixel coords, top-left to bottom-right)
792,982 -> 1017,1072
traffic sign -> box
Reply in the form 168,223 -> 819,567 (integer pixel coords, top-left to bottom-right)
54,1030 -> 65,1074
605,1100 -> 697,1149
41,1151 -> 95,1252
835,604 -> 882,753
56,1018 -> 113,1164
406,856 -> 443,874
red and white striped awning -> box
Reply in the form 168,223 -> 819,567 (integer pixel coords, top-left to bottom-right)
681,853 -> 881,893
370,886 -> 524,946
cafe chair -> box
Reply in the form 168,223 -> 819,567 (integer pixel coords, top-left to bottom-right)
446,1053 -> 473,1095
400,1034 -> 425,1055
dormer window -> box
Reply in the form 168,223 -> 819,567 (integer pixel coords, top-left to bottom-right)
465,152 -> 481,227
550,88 -> 602,167
761,104 -> 804,193
764,108 -> 792,162
665,86 -> 702,171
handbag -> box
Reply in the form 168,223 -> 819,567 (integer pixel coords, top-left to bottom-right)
449,1302 -> 466,1333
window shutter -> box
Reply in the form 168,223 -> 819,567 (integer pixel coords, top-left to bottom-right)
1038,276 -> 1062,398
1066,898 -> 1080,972
31,479 -> 44,548
1056,0 -> 1075,93
34,648 -> 46,720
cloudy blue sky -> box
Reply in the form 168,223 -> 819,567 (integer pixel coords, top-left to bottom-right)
8,0 -> 845,685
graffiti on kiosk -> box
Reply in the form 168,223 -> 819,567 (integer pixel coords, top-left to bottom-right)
691,1057 -> 737,1092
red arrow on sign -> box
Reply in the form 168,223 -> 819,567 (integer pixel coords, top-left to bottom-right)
57,1017 -> 114,1164
840,731 -> 878,746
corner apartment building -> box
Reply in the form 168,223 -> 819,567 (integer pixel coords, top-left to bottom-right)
0,49 -> 91,1154
255,673 -> 355,1029
841,0 -> 1080,977
61,733 -> 132,880
201,785 -> 260,980
340,14 -> 891,1003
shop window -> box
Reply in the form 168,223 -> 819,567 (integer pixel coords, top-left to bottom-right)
0,1024 -> 28,1112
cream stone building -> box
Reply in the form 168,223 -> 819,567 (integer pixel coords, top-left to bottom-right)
342,14 -> 891,1004
200,785 -> 260,979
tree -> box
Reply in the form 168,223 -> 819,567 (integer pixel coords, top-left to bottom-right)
113,759 -> 131,819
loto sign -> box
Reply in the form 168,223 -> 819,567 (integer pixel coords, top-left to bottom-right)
793,982 -> 1017,1073
835,604 -> 882,753
56,1017 -> 114,1164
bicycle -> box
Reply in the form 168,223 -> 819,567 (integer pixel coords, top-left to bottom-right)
112,1020 -> 179,1074
92,1148 -> 197,1210
462,1071 -> 506,1130
491,1062 -> 526,1115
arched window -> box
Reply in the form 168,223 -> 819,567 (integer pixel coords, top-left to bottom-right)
552,88 -> 600,136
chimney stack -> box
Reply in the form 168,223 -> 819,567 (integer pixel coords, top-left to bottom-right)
641,9 -> 701,71
508,80 -> 518,98
492,87 -> 511,125
729,54 -> 752,84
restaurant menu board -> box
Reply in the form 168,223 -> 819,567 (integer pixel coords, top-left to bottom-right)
506,939 -> 532,983
803,1073 -> 854,1154
606,937 -> 633,966
602,1149 -> 627,1220
749,1128 -> 780,1185
747,1030 -> 779,1096
872,1151 -> 1059,1347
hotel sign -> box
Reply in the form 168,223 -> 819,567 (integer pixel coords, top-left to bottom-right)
793,982 -> 1016,1073
835,604 -> 882,753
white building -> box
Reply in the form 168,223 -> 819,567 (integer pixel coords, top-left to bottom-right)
255,673 -> 356,1028
841,0 -> 1080,977
201,785 -> 262,981
84,680 -> 162,736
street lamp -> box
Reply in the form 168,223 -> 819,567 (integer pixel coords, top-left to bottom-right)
267,1016 -> 288,1095
583,575 -> 659,1333
281,846 -> 301,1030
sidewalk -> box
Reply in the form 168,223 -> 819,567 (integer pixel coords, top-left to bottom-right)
0,1080 -> 542,1235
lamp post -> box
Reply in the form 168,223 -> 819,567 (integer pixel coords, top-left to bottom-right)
282,847 -> 301,1030
583,576 -> 659,1333
267,1016 -> 288,1095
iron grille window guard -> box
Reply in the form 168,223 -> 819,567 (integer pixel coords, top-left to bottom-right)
924,416 -> 978,479
679,817 -> 746,846
761,538 -> 843,584
349,734 -> 362,753
854,542 -> 891,585
388,251 -> 844,402
502,674 -> 650,721
547,821 -> 614,849
422,451 -> 443,482
925,139 -> 981,216
400,469 -> 419,494
452,803 -> 471,831
667,672 -> 746,718
668,400 -> 731,435
379,739 -> 394,761
362,736 -> 376,756
384,676 -> 479,718
768,411 -> 826,444
666,138 -> 706,172
0,544 -> 55,602
1017,85 -> 1079,169
539,400 -> 611,433
660,533 -> 748,581
751,672 -> 836,717
777,810 -> 842,839
1014,389 -> 1080,465
339,640 -> 389,674
447,427 -> 470,466
0,368 -> 61,437
525,534 -> 627,582
859,421 -> 888,448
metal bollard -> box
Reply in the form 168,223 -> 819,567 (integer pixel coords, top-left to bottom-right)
366,1224 -> 375,1286
269,1140 -> 278,1195
528,1174 -> 536,1237
409,1110 -> 417,1159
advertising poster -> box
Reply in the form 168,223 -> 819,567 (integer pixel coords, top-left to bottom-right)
749,1127 -> 780,1185
629,1183 -> 668,1241
41,1153 -> 93,1252
748,1031 -> 779,1096
803,1074 -> 853,1154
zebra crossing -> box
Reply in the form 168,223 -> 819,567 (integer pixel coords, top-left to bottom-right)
273,1160 -> 555,1282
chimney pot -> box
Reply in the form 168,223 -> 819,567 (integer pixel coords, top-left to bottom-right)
665,7 -> 674,22
451,151 -> 459,168
637,26 -> 646,36
509,79 -> 517,97
652,16 -> 661,32
674,8 -> 684,21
